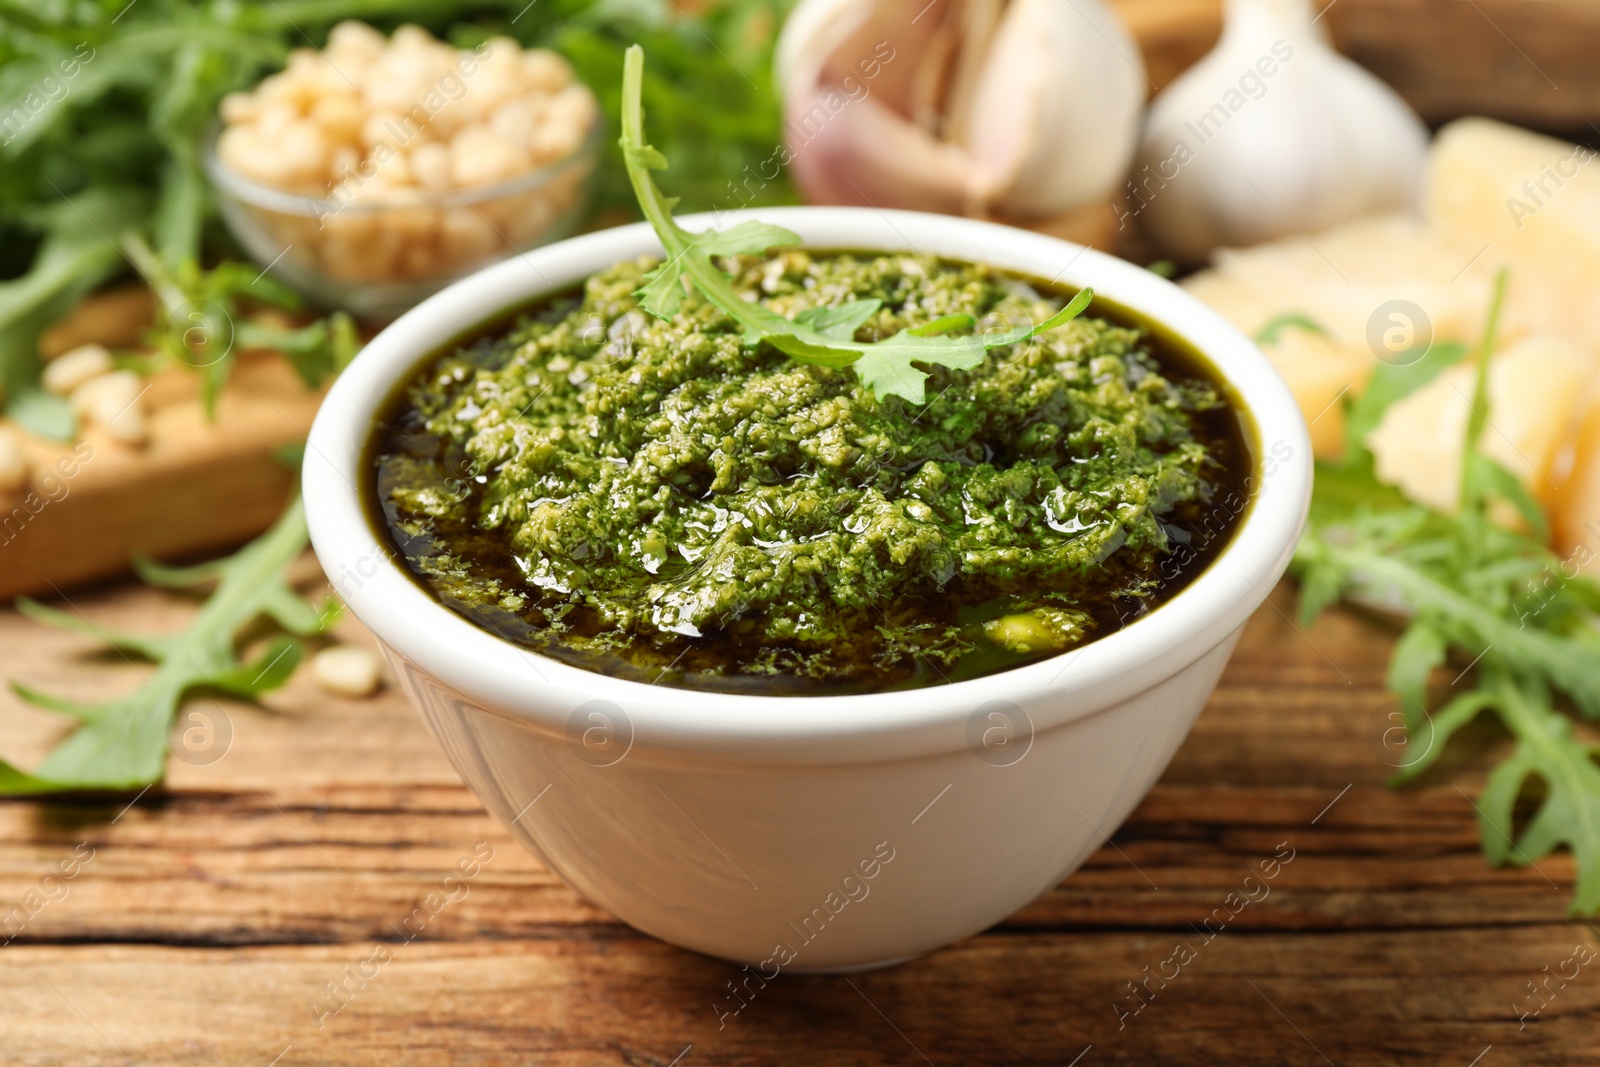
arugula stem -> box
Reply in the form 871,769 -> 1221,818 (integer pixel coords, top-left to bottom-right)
1459,268 -> 1509,521
619,47 -> 792,343
1306,540 -> 1600,717
119,230 -> 187,319
1492,670 -> 1577,790
1294,243 -> 1600,909
619,50 -> 686,267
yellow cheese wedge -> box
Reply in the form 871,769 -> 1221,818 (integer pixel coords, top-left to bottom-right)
1554,389 -> 1600,572
1367,335 -> 1587,514
1182,270 -> 1361,457
1428,118 -> 1600,363
1182,214 -> 1494,459
1208,214 -> 1495,350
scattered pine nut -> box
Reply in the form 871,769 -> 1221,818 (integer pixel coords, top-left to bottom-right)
71,370 -> 148,445
69,369 -> 141,416
42,343 -> 114,396
71,371 -> 148,447
311,645 -> 382,697
96,393 -> 148,445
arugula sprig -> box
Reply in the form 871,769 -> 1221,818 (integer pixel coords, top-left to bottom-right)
1294,269 -> 1600,912
122,233 -> 358,416
617,44 -> 1092,405
0,190 -> 151,440
0,495 -> 329,794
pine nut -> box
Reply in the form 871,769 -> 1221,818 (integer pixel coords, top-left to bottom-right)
311,645 -> 382,697
42,343 -> 113,395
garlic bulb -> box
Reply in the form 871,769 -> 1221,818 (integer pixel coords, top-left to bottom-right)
773,0 -> 1146,222
1134,0 -> 1428,264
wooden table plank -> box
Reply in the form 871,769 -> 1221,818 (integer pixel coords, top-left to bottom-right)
2,929 -> 1593,1066
0,577 -> 1592,1064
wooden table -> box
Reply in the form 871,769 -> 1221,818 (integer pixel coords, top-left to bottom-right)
0,573 -> 1591,1066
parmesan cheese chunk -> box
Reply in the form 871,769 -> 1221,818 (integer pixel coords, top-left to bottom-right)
1367,335 -> 1586,514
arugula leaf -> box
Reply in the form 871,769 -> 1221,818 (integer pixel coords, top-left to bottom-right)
1476,668 -> 1600,915
1302,449 -> 1409,530
793,299 -> 882,341
1293,267 -> 1600,912
1303,543 -> 1600,717
617,44 -> 1093,404
0,189 -> 150,439
1466,452 -> 1551,542
122,233 -> 358,415
1387,621 -> 1445,713
0,495 -> 324,794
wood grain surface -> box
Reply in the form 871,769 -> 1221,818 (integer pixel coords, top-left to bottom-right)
3,6 -> 1598,1059
0,575 -> 1592,1066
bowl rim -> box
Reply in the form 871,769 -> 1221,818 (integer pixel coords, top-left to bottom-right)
303,206 -> 1312,762
201,114 -> 602,218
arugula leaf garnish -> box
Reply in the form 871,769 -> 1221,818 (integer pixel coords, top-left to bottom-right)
0,495 -> 329,795
1294,268 -> 1600,913
617,44 -> 1092,404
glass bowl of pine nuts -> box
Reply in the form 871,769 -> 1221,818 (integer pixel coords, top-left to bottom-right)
205,22 -> 601,320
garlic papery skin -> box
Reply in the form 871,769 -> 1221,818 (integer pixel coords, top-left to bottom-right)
774,0 -> 1146,223
1133,0 -> 1428,264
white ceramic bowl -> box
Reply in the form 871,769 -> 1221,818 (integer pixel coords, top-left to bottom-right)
304,208 -> 1312,971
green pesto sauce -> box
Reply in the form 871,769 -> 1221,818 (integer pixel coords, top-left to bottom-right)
369,251 -> 1251,694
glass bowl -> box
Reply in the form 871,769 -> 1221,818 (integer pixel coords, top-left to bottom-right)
204,118 -> 601,321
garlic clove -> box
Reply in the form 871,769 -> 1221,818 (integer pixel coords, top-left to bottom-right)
777,0 -> 1146,222
907,21 -> 957,134
774,0 -> 867,99
1134,0 -> 1428,264
785,92 -> 976,215
942,0 -> 1005,144
961,0 -> 1147,218
777,0 -> 933,117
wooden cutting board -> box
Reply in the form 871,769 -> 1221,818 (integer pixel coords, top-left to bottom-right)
1,290 -> 323,599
